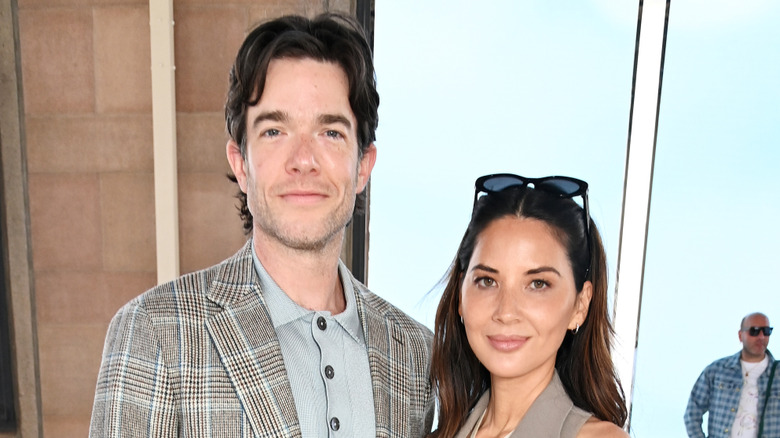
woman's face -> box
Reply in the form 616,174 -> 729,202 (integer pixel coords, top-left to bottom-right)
459,216 -> 591,382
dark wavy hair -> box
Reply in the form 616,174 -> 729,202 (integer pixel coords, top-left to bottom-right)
224,13 -> 379,233
429,186 -> 627,437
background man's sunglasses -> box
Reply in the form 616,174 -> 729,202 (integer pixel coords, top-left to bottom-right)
744,326 -> 773,336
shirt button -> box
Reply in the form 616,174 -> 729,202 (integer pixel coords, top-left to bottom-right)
330,417 -> 340,431
317,316 -> 327,330
325,365 -> 335,379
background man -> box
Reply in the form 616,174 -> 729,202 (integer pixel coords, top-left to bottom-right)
90,13 -> 434,437
684,312 -> 777,438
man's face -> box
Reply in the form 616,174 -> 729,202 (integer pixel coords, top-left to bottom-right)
738,314 -> 771,361
227,58 -> 376,252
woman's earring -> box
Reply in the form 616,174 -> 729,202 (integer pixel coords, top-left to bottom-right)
460,315 -> 464,324
571,323 -> 580,335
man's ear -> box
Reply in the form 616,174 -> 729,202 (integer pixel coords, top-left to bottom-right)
356,143 -> 377,193
226,139 -> 248,193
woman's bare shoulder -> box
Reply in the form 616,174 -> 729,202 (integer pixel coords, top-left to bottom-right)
577,417 -> 629,438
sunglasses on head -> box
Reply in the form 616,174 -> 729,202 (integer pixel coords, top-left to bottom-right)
473,173 -> 592,278
744,326 -> 773,336
474,173 -> 590,230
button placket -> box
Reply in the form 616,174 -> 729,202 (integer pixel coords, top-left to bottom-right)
312,312 -> 347,434
325,365 -> 335,379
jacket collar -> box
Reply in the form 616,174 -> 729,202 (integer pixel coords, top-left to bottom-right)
204,240 -> 404,437
453,372 -> 587,438
726,349 -> 775,370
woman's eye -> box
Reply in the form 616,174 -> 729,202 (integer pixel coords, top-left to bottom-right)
475,277 -> 496,288
530,279 -> 549,290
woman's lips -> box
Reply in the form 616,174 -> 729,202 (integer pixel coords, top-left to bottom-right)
487,335 -> 528,352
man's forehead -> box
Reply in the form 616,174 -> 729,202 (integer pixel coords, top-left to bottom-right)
255,57 -> 348,95
744,314 -> 770,327
248,58 -> 354,114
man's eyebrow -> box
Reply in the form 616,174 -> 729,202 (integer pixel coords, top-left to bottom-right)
251,110 -> 288,130
318,113 -> 352,129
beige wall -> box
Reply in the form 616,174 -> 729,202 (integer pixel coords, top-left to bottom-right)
7,0 -> 355,436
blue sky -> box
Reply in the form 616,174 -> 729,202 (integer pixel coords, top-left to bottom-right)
367,1 -> 780,436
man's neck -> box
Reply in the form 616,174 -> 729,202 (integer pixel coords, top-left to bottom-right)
741,351 -> 767,363
252,233 -> 346,314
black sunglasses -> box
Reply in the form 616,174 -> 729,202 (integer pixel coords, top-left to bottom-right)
744,326 -> 773,336
473,173 -> 592,278
474,173 -> 590,231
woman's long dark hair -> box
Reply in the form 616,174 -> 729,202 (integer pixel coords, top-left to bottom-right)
429,186 -> 627,438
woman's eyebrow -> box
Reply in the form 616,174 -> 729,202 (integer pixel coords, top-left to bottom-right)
526,266 -> 561,277
469,264 -> 498,274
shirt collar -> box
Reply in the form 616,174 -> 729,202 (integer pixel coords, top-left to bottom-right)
251,241 -> 365,345
334,261 -> 365,345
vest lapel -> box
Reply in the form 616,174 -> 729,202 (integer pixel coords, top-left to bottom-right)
454,391 -> 490,438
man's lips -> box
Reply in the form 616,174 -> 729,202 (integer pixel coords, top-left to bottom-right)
278,190 -> 329,204
487,335 -> 529,352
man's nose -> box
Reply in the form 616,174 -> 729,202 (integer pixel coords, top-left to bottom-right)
287,135 -> 319,174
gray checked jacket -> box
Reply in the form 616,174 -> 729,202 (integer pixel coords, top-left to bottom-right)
90,240 -> 434,437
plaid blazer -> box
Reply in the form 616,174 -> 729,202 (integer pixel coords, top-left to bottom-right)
90,241 -> 434,437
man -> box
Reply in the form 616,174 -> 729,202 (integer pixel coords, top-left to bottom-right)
684,312 -> 777,438
90,13 -> 434,438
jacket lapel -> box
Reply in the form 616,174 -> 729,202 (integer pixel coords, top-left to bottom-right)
205,242 -> 301,438
355,284 -> 411,438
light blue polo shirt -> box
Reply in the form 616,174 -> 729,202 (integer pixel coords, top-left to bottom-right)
251,246 -> 375,437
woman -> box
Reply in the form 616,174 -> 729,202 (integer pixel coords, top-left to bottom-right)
430,174 -> 628,438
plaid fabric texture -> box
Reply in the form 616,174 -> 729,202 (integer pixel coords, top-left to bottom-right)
90,240 -> 434,438
685,350 -> 778,438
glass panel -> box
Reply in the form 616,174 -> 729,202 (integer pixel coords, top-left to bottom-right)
370,1 -> 636,356
632,2 -> 780,436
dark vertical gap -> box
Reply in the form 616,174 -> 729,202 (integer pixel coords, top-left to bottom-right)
351,0 -> 375,284
0,170 -> 17,430
1,0 -> 23,429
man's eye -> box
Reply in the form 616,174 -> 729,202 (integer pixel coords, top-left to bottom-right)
263,128 -> 280,137
326,130 -> 343,139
